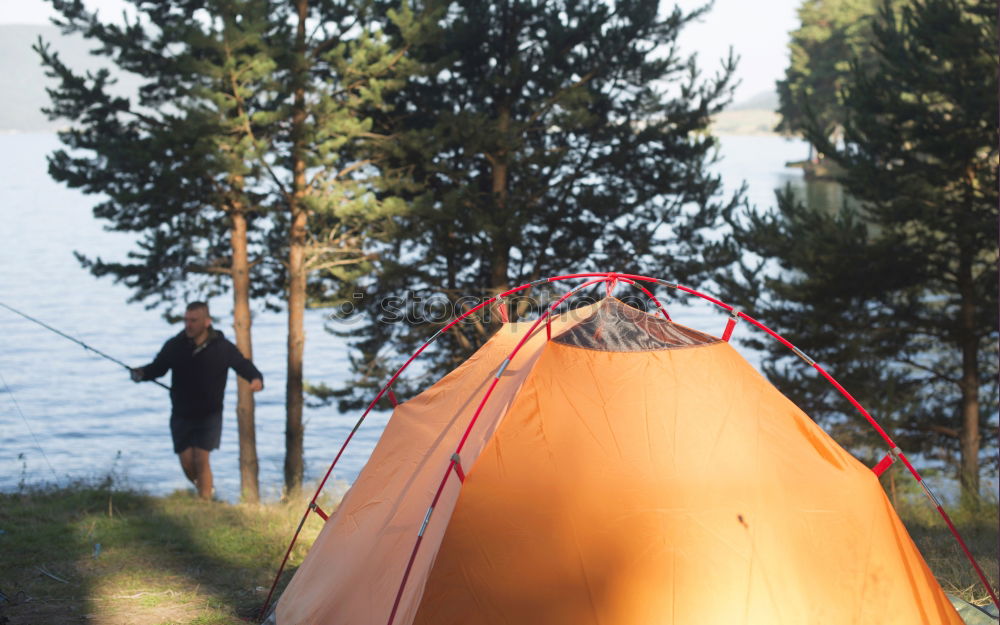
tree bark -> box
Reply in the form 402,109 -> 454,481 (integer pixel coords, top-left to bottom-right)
220,14 -> 260,504
285,207 -> 307,496
284,0 -> 309,497
229,205 -> 259,503
957,250 -> 980,504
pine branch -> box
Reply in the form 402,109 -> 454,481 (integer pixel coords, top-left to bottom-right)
897,357 -> 961,386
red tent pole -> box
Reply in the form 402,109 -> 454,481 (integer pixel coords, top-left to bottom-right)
386,277 -> 612,625
311,279 -> 547,499
617,277 -> 671,320
262,271 -> 683,621
456,278 -> 611,455
665,283 -> 1000,611
258,279 -> 546,620
550,275 -> 1000,611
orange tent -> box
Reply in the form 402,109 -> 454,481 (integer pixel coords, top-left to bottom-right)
265,294 -> 964,625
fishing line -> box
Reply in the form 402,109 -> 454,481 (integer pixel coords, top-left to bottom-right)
0,368 -> 59,481
0,301 -> 170,391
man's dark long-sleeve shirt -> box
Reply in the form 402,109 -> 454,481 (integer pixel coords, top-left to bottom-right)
141,329 -> 262,419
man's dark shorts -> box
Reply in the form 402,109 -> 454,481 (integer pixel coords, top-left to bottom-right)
170,412 -> 223,454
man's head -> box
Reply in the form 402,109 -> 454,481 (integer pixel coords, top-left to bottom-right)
184,302 -> 212,340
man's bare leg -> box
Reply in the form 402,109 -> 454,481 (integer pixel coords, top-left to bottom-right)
178,447 -> 198,484
178,447 -> 213,499
192,447 -> 213,500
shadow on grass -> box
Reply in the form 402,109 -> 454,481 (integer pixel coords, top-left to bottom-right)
0,481 -> 326,625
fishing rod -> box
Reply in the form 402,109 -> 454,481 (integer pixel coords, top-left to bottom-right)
0,301 -> 171,391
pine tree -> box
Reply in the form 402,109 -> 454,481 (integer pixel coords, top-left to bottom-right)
265,0 -> 417,495
333,0 -> 741,407
725,0 -> 998,502
38,0 -> 282,502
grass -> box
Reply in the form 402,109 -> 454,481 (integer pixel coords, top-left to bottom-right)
889,475 -> 1000,609
0,476 -> 996,624
0,481 -> 331,625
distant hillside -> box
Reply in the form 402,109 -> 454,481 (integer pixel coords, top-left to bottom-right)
729,90 -> 779,112
0,24 -> 139,132
710,90 -> 781,136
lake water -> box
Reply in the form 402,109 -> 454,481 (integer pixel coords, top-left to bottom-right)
0,132 -> 811,502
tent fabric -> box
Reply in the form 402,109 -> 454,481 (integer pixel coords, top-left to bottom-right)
273,298 -> 963,625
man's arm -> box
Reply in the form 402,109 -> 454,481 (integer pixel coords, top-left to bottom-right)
227,342 -> 264,391
132,339 -> 172,382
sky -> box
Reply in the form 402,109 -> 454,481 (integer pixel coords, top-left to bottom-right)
671,0 -> 801,100
3,0 -> 801,102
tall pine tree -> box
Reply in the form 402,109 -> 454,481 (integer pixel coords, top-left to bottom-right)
333,0 -> 741,407
724,0 -> 998,502
265,0 -> 417,494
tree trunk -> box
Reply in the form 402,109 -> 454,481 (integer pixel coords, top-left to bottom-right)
283,0 -> 309,497
229,206 -> 259,503
490,245 -> 511,325
285,208 -> 307,497
957,252 -> 980,504
491,104 -> 511,322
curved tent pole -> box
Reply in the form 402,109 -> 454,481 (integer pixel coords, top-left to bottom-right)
385,277 -> 613,625
540,274 -> 672,339
259,273 -> 675,619
260,272 -> 1000,621
653,277 -> 1000,611
257,279 -> 548,619
613,274 -> 672,321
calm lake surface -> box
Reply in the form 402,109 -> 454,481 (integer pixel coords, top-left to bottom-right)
0,132 -> 811,502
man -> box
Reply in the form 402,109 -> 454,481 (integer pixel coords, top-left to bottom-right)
131,301 -> 263,499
